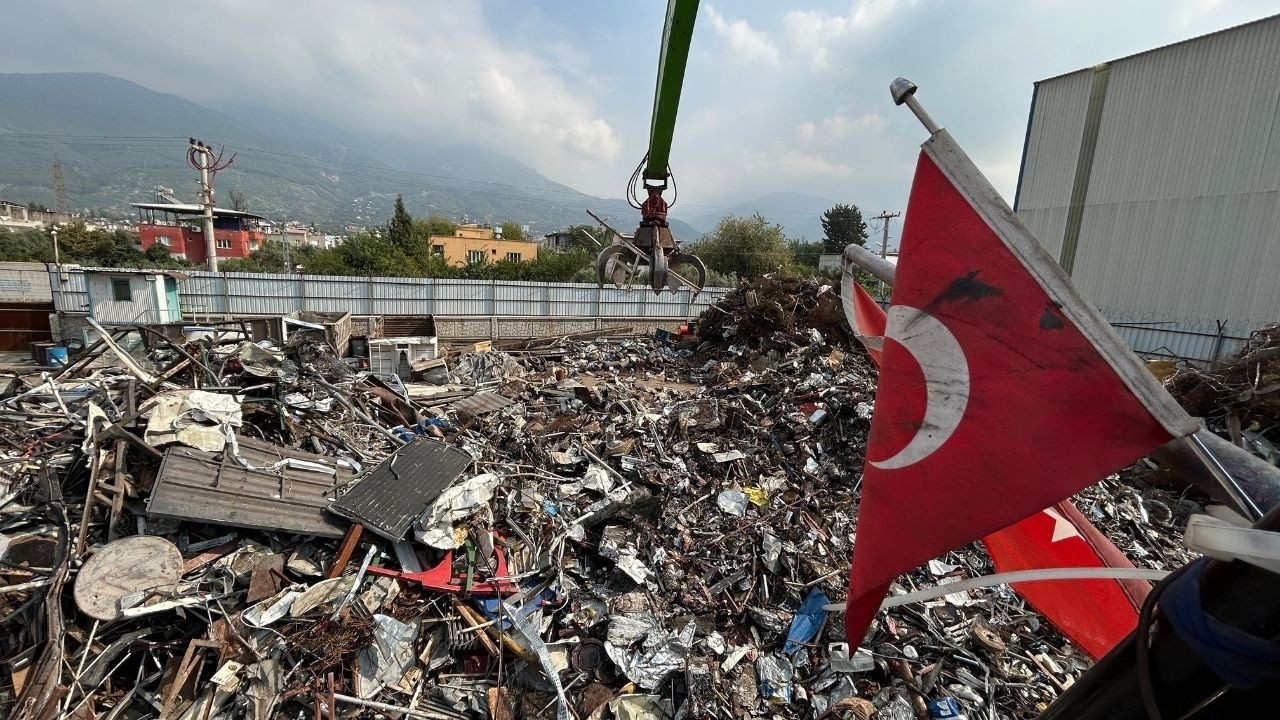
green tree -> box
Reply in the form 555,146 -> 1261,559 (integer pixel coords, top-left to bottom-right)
0,229 -> 55,262
413,215 -> 458,242
144,243 -> 174,265
339,233 -> 414,276
820,203 -> 868,253
297,248 -> 352,276
526,248 -> 593,282
688,214 -> 790,280
53,222 -> 104,259
553,224 -> 604,252
786,239 -> 824,269
387,195 -> 414,253
500,222 -> 526,243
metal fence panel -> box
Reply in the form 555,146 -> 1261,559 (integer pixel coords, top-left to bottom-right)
433,279 -> 494,316
47,265 -> 730,326
47,266 -> 89,313
1099,307 -> 1254,364
0,262 -> 53,302
372,277 -> 433,315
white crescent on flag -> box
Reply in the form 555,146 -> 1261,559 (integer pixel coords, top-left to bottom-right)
869,305 -> 970,470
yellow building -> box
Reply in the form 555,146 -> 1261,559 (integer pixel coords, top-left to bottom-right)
428,225 -> 536,266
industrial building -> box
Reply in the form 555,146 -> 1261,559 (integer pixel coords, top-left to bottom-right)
1014,14 -> 1280,362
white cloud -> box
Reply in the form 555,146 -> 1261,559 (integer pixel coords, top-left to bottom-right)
705,5 -> 783,66
725,112 -> 896,195
0,0 -> 621,190
797,113 -> 888,144
784,0 -> 919,70
743,146 -> 852,179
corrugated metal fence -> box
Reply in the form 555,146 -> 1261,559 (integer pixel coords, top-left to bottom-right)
0,262 -> 54,303
1099,306 -> 1261,365
47,266 -> 729,322
35,264 -> 1270,363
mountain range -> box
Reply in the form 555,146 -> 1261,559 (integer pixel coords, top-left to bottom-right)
0,72 -> 836,241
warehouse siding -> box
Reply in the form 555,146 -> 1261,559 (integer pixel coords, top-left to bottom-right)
1016,14 -> 1280,338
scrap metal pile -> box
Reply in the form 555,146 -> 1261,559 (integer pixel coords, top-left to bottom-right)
0,281 -> 1223,720
1168,324 -> 1280,466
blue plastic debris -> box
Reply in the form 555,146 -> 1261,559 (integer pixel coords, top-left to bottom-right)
783,588 -> 830,654
390,418 -> 452,442
479,584 -> 558,630
928,697 -> 967,719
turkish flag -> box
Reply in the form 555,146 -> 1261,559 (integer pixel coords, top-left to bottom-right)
841,273 -> 886,365
842,264 -> 1151,657
844,130 -> 1197,648
983,500 -> 1151,658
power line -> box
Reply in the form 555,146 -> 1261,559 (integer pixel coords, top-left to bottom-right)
0,132 -> 845,219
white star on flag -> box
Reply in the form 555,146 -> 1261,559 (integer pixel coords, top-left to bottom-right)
1043,507 -> 1083,543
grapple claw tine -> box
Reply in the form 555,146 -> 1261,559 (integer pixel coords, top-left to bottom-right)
649,245 -> 668,293
669,250 -> 707,297
595,245 -> 627,289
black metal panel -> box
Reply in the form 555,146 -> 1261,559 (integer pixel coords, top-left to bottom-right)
327,438 -> 472,540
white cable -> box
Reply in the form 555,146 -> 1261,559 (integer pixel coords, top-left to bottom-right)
820,567 -> 1169,613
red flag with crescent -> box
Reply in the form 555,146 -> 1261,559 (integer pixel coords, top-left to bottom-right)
844,130 -> 1197,648
841,276 -> 886,365
843,270 -> 1156,657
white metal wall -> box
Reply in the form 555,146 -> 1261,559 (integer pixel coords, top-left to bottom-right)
1015,69 -> 1093,260
1016,15 -> 1280,334
49,266 -> 729,322
0,262 -> 54,302
85,273 -> 164,325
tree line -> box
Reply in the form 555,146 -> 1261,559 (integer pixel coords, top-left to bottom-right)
0,196 -> 878,289
222,197 -> 598,282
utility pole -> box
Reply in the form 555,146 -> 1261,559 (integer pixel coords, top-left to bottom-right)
872,210 -> 900,297
186,138 -> 235,272
51,160 -> 69,215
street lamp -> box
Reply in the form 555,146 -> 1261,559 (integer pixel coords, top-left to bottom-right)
50,227 -> 60,265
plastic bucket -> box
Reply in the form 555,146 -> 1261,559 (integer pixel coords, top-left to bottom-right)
46,346 -> 69,367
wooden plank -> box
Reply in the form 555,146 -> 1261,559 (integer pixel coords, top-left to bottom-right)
108,440 -> 126,542
326,525 -> 363,579
181,539 -> 240,575
74,450 -> 102,556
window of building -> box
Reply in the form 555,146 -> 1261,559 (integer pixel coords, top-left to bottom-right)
505,252 -> 521,262
432,245 -> 445,257
216,237 -> 232,249
156,235 -> 172,246
111,278 -> 132,302
467,250 -> 485,264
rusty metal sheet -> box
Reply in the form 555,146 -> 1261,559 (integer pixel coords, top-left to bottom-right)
0,302 -> 53,351
449,392 -> 514,419
382,315 -> 436,337
327,438 -> 472,540
147,435 -> 351,538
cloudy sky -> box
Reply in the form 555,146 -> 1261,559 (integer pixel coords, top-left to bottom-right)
2,0 -> 1276,235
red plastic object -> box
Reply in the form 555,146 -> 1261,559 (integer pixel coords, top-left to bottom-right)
367,545 -> 519,596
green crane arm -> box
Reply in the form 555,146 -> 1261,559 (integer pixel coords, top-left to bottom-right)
643,0 -> 700,186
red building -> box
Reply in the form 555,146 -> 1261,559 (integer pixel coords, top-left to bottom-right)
132,202 -> 265,265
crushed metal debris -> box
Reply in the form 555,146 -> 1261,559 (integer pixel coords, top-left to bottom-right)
0,280 -> 1270,720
